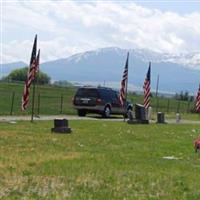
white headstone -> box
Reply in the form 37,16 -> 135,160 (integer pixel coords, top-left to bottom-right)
148,106 -> 152,120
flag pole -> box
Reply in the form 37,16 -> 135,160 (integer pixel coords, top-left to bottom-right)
30,34 -> 37,123
21,34 -> 37,116
31,79 -> 36,122
31,48 -> 40,122
36,71 -> 40,117
155,74 -> 159,97
156,74 -> 159,112
35,49 -> 40,117
125,53 -> 129,103
143,62 -> 151,118
124,52 -> 129,122
199,84 -> 200,118
199,95 -> 200,120
197,83 -> 200,118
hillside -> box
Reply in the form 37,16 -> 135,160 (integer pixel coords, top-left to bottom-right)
40,47 -> 200,93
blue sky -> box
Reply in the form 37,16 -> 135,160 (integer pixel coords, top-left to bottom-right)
1,0 -> 200,63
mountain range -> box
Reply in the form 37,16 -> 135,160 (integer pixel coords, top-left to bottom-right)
1,47 -> 200,94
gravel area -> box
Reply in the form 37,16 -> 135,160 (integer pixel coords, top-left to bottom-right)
0,115 -> 200,124
0,115 -> 123,122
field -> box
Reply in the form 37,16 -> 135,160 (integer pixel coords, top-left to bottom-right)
0,82 -> 197,117
1,120 -> 200,199
0,83 -> 76,115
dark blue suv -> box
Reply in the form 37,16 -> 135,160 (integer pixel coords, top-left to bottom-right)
73,86 -> 132,117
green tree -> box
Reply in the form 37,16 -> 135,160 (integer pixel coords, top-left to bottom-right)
2,67 -> 51,85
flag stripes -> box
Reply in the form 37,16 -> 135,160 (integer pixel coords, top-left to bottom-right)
22,61 -> 37,110
119,52 -> 129,106
22,35 -> 38,111
143,62 -> 151,109
195,85 -> 200,112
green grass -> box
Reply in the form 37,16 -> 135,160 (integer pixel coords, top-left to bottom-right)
1,120 -> 200,199
0,82 -> 198,118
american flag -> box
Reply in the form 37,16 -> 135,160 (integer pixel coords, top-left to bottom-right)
143,62 -> 151,109
195,84 -> 200,112
119,52 -> 129,106
22,35 -> 38,111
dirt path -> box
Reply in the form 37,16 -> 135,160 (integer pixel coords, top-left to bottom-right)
0,115 -> 200,124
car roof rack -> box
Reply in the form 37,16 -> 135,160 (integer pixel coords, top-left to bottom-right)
80,85 -> 113,90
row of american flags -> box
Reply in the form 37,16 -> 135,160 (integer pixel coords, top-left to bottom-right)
119,52 -> 200,113
22,35 -> 200,113
22,35 -> 40,111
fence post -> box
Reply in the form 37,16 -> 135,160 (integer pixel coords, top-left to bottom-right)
10,91 -> 15,115
156,97 -> 159,112
60,94 -> 63,114
187,100 -> 191,113
166,99 -> 170,113
37,93 -> 40,116
177,100 -> 181,113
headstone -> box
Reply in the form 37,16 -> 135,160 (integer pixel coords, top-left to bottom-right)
51,118 -> 71,133
134,104 -> 149,124
157,112 -> 165,123
135,104 -> 146,120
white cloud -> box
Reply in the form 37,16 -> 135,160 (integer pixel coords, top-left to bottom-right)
1,0 -> 200,63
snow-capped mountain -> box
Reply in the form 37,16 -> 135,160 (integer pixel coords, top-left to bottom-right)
65,47 -> 200,69
39,47 -> 200,93
1,47 -> 200,93
171,52 -> 200,69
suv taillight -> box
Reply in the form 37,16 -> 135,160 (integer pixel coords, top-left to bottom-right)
96,98 -> 102,104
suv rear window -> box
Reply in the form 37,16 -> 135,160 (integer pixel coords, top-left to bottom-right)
76,88 -> 99,98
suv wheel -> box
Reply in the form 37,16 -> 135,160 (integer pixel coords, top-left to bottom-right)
103,106 -> 111,118
78,110 -> 86,117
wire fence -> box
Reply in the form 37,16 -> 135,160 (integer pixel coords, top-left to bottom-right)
129,94 -> 196,115
0,84 -> 76,116
152,98 -> 195,114
0,80 -> 197,116
0,88 -> 196,116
